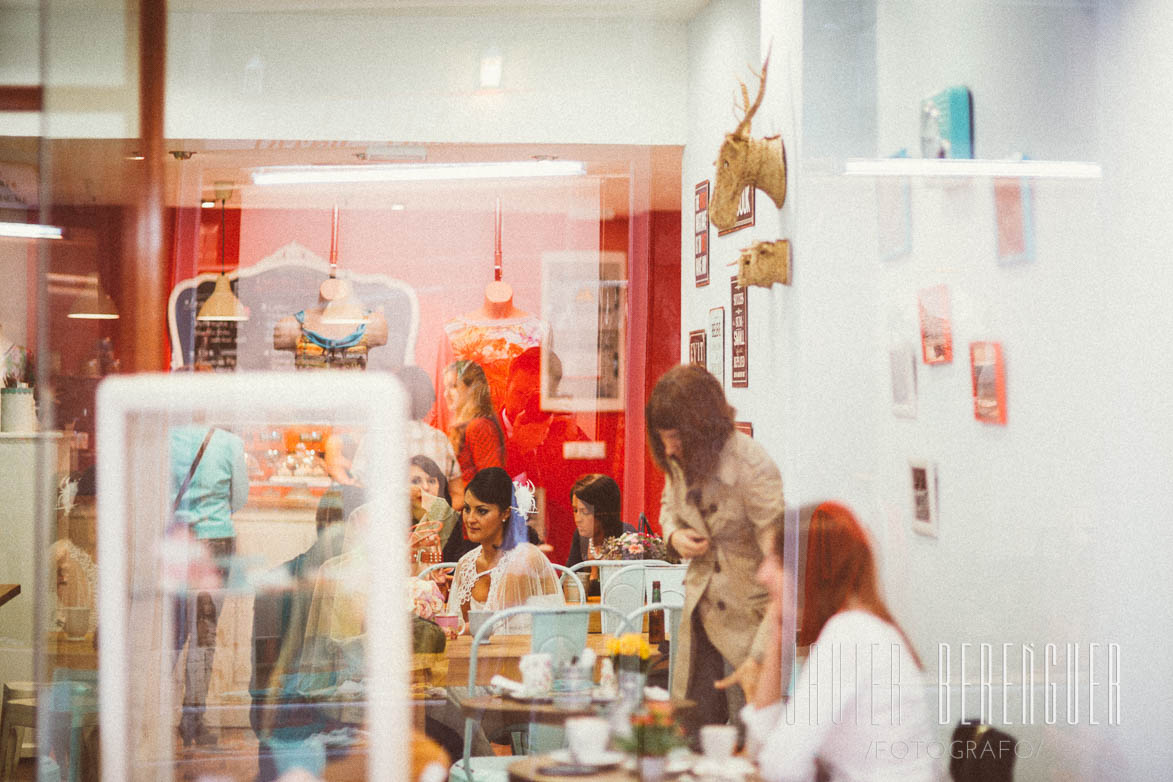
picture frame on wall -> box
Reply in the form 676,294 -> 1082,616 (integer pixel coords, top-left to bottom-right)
889,344 -> 918,418
876,149 -> 912,261
688,329 -> 707,367
694,181 -> 711,286
909,459 -> 939,537
993,171 -> 1035,264
917,284 -> 954,364
707,307 -> 725,386
730,275 -> 748,388
970,341 -> 1007,425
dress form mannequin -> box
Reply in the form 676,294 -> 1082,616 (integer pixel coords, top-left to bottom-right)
273,277 -> 389,369
467,280 -> 527,321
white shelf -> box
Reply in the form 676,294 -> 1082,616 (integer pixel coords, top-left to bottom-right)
841,157 -> 1102,179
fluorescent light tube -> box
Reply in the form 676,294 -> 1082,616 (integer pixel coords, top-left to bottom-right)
251,160 -> 586,186
843,158 -> 1102,179
0,222 -> 64,240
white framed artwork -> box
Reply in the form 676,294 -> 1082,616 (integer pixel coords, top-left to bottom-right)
909,459 -> 939,537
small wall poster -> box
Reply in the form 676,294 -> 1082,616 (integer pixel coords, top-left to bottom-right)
730,275 -> 748,387
688,329 -> 707,367
734,421 -> 754,438
970,341 -> 1007,425
888,344 -> 917,418
707,307 -> 725,386
994,175 -> 1034,264
909,459 -> 939,537
694,181 -> 711,286
716,185 -> 755,236
917,284 -> 953,364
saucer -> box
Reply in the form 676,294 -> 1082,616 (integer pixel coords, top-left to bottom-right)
548,749 -> 626,769
692,756 -> 755,779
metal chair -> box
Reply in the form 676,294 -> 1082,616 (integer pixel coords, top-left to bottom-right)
416,561 -> 459,581
450,604 -> 635,782
597,561 -> 677,634
0,682 -> 37,779
624,601 -> 683,691
547,564 -> 586,604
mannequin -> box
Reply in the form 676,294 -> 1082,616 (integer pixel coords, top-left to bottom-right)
469,280 -> 526,321
273,278 -> 389,370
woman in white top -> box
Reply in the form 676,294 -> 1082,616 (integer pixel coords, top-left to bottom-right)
446,467 -> 561,633
742,502 -> 938,782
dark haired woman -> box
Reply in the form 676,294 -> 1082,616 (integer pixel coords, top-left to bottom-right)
743,502 -> 934,782
444,467 -> 561,633
565,474 -> 635,598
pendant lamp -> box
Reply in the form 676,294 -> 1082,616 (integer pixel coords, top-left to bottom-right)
320,205 -> 367,326
197,190 -> 249,322
66,273 -> 120,319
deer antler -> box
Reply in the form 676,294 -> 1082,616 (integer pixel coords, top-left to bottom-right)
733,49 -> 771,137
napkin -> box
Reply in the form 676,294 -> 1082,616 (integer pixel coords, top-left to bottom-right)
488,675 -> 527,697
644,685 -> 670,701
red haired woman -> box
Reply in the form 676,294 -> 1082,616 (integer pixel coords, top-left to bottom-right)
743,502 -> 937,782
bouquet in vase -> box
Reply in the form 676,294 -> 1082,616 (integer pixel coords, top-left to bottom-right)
598,531 -> 678,563
607,632 -> 654,674
407,577 -> 446,620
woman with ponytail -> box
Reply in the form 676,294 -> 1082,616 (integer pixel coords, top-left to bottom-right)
743,502 -> 936,782
445,467 -> 561,633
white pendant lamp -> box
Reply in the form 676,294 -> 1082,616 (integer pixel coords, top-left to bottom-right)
66,274 -> 120,319
197,189 -> 249,322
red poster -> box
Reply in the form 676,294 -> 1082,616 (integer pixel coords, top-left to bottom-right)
918,284 -> 953,364
731,276 -> 748,387
688,329 -> 707,367
970,341 -> 1007,425
734,421 -> 754,438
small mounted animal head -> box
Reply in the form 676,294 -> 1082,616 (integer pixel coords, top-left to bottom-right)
733,239 -> 791,289
711,51 -> 788,231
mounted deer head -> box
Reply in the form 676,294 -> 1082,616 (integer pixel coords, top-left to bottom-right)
732,239 -> 791,288
711,52 -> 787,231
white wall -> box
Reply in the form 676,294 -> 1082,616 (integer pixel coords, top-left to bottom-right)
4,7 -> 690,145
682,0 -> 1173,778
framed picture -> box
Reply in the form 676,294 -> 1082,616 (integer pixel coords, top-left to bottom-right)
734,421 -> 754,438
920,85 -> 973,160
730,276 -> 748,388
909,459 -> 939,537
540,251 -> 626,412
707,307 -> 725,386
994,174 -> 1035,264
888,344 -> 918,419
970,341 -> 1007,425
716,185 -> 754,235
876,149 -> 912,261
694,181 -> 711,286
688,329 -> 707,367
917,284 -> 953,364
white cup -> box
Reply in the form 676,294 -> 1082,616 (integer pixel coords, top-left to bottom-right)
63,606 -> 90,640
565,716 -> 610,762
519,652 -> 553,695
700,724 -> 737,760
467,609 -> 493,643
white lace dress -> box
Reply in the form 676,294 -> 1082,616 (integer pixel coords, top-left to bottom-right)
446,542 -> 562,633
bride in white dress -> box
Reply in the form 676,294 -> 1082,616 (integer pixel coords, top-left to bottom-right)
446,467 -> 562,633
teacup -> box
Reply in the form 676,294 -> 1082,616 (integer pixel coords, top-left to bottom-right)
467,609 -> 493,643
565,716 -> 609,762
433,613 -> 465,638
519,652 -> 553,695
700,724 -> 738,760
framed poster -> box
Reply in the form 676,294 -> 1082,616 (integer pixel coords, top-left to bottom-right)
876,149 -> 912,261
540,251 -> 627,412
920,85 -> 973,159
888,344 -> 918,419
730,276 -> 748,388
970,341 -> 1007,425
707,307 -> 725,386
994,175 -> 1035,264
688,329 -> 707,367
909,459 -> 939,537
734,421 -> 754,438
716,185 -> 755,235
917,284 -> 953,364
694,181 -> 711,286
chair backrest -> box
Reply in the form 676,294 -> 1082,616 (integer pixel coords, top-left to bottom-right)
548,564 -> 586,604
642,564 -> 687,609
598,561 -> 673,634
529,609 -> 589,666
624,602 -> 682,689
416,561 -> 458,581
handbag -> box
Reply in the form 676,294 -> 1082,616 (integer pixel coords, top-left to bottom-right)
173,427 -> 217,514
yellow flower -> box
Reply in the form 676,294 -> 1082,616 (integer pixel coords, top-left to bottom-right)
606,637 -> 621,656
619,633 -> 641,656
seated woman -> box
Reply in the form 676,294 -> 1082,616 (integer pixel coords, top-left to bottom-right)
743,502 -> 936,782
445,467 -> 562,633
408,455 -> 462,570
565,474 -> 634,595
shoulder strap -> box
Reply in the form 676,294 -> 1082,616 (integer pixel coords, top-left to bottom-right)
173,427 -> 217,513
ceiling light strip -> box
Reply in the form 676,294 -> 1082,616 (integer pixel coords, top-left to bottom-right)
843,158 -> 1102,179
0,221 -> 63,240
251,160 -> 586,186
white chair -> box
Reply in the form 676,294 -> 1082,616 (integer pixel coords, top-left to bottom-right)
624,601 -> 683,690
450,604 -> 636,782
547,564 -> 586,605
416,561 -> 459,580
598,561 -> 677,635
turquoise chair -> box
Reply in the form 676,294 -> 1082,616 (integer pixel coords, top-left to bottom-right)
450,604 -> 635,782
47,669 -> 98,782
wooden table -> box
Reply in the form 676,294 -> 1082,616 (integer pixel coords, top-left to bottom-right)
456,694 -> 601,725
47,631 -> 97,671
444,633 -> 625,687
0,583 -> 19,608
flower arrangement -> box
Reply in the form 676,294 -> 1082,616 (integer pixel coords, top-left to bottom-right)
606,632 -> 653,674
615,702 -> 684,757
598,531 -> 678,563
407,577 -> 446,620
